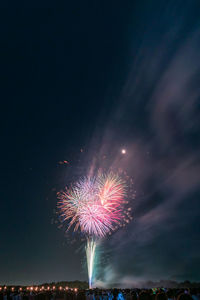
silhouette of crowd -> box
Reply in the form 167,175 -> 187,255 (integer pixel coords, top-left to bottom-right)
0,287 -> 200,300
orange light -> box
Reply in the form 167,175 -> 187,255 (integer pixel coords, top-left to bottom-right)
59,286 -> 62,290
65,287 -> 68,290
53,286 -> 56,290
0,287 -> 2,291
19,288 -> 22,291
74,288 -> 78,292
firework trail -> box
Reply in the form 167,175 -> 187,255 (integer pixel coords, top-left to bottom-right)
86,239 -> 96,289
57,172 -> 130,288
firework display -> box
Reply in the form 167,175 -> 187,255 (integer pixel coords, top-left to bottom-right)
57,172 -> 130,288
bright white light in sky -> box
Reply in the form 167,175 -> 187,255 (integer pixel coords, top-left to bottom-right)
121,149 -> 126,154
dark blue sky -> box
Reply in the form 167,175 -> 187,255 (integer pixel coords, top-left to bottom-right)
1,1 -> 200,285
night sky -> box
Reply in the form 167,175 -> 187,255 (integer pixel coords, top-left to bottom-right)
1,1 -> 200,286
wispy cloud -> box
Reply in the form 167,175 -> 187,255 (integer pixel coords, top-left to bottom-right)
90,1 -> 200,285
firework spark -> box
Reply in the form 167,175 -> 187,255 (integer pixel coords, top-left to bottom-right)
58,172 -> 127,238
57,172 -> 129,288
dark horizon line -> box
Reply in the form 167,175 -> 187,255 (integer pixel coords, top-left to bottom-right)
1,279 -> 200,289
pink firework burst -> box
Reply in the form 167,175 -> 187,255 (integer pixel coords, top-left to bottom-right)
57,172 -> 128,238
